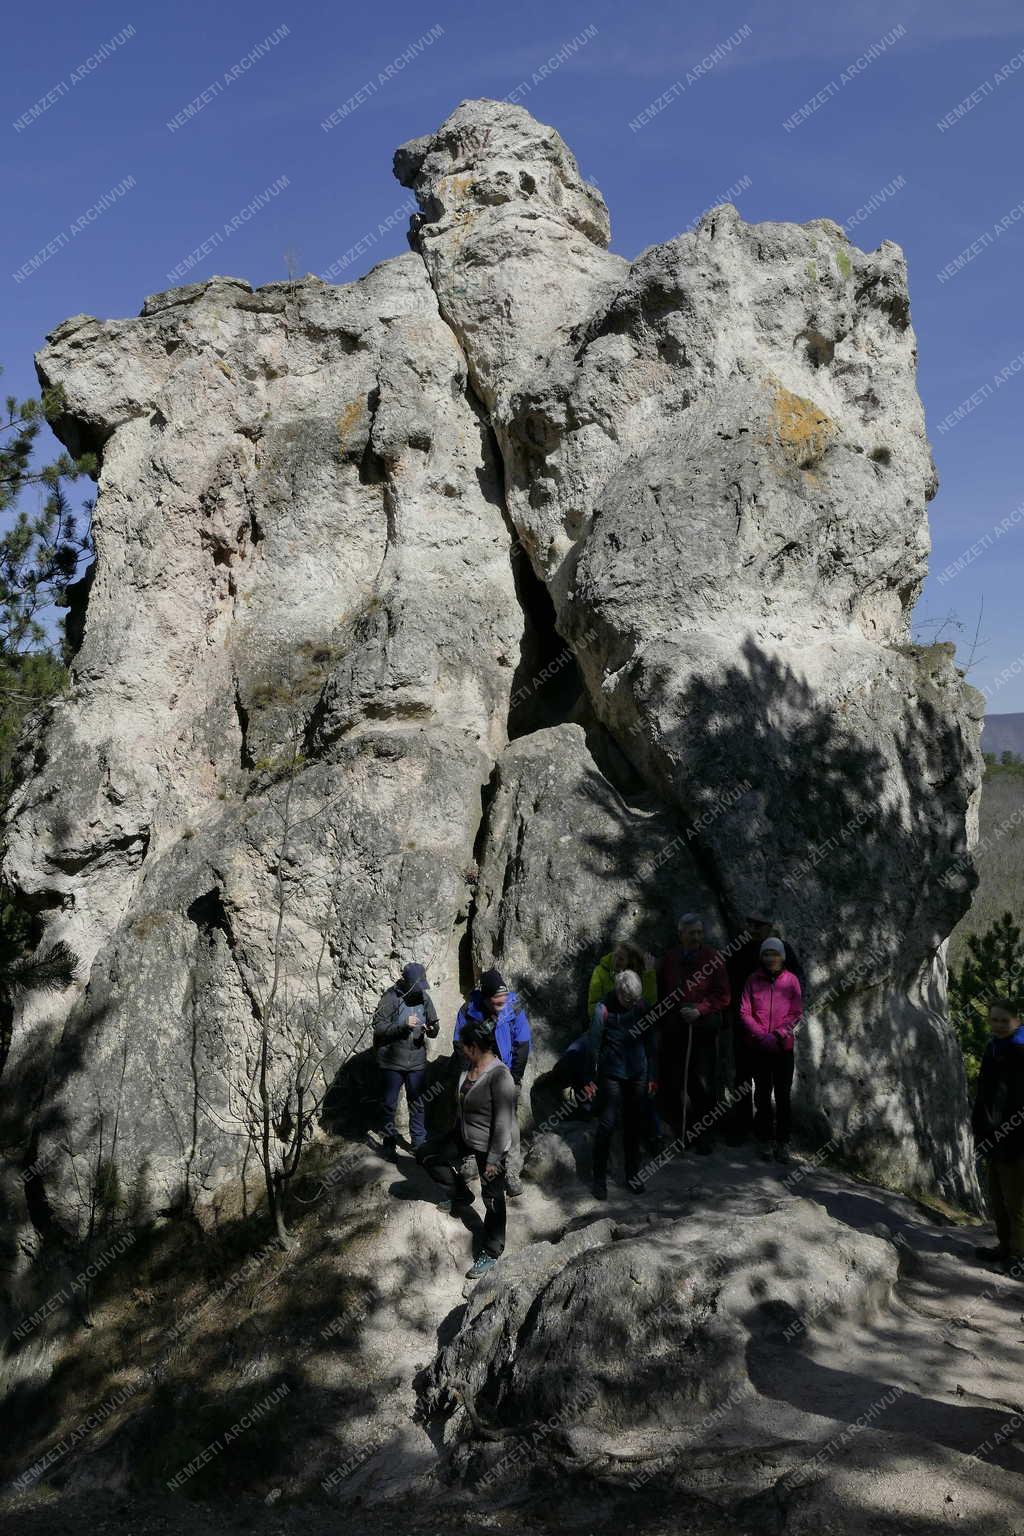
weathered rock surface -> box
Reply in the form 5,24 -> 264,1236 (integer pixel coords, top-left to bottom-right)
421,1193 -> 898,1454
469,722 -> 718,1079
418,1175 -> 1024,1528
3,256 -> 522,1226
1,97 -> 982,1234
398,100 -> 984,1200
4,1117 -> 1024,1533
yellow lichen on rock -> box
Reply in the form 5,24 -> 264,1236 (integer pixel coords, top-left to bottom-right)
770,379 -> 835,468
336,398 -> 364,450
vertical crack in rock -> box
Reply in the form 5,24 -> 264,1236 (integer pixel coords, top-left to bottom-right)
233,680 -> 253,770
403,128 -> 729,1014
458,764 -> 500,996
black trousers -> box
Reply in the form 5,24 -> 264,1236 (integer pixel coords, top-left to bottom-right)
593,1075 -> 647,1184
421,1131 -> 507,1257
752,1051 -> 795,1145
731,1024 -> 755,1138
659,1019 -> 722,1146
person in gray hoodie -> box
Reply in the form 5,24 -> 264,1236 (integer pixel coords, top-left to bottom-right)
372,962 -> 439,1153
418,1018 -> 517,1280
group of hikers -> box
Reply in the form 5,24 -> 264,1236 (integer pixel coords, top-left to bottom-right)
372,911 -> 1024,1284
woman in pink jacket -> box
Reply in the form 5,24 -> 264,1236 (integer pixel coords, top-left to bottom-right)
738,937 -> 802,1164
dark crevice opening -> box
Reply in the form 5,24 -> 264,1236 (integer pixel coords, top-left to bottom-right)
458,765 -> 500,995
63,560 -> 96,663
186,888 -> 233,944
234,683 -> 254,770
578,708 -> 652,806
357,387 -> 386,487
506,555 -> 582,740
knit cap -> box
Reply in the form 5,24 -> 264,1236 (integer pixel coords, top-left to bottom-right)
479,968 -> 507,998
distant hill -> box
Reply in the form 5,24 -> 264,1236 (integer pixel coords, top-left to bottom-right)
948,758 -> 1024,968
981,711 -> 1024,760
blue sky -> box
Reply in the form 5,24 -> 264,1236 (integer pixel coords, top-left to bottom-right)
7,0 -> 1024,711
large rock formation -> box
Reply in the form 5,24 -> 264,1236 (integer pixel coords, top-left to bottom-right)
1,99 -> 982,1235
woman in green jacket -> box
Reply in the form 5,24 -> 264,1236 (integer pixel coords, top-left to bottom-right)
548,942 -> 659,1130
588,941 -> 657,1012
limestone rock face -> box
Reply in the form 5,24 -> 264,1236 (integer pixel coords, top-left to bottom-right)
4,257 -> 522,1226
2,98 -> 981,1232
395,97 -> 626,414
468,722 -> 718,1080
400,101 -> 983,1201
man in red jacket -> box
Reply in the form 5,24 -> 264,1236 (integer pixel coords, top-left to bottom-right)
657,913 -> 731,1153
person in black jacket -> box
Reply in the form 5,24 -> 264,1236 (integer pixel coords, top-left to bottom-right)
583,970 -> 658,1200
372,962 -> 439,1154
970,997 -> 1024,1272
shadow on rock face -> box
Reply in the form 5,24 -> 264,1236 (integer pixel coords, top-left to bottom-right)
641,634 -> 975,977
744,1314 -> 1024,1475
322,1047 -> 457,1149
613,632 -> 980,1199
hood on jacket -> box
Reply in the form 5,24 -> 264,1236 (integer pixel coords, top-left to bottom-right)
399,964 -> 429,1001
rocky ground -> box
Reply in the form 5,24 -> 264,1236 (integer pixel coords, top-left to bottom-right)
3,1114 -> 1023,1535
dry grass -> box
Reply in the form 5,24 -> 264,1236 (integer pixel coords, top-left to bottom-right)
0,1136 -> 387,1506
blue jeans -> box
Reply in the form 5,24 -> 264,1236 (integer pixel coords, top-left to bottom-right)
381,1067 -> 428,1147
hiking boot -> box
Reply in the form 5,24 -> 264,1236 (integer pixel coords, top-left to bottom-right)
381,1135 -> 398,1156
505,1174 -> 523,1198
591,1178 -> 608,1201
465,1253 -> 497,1281
773,1143 -> 792,1165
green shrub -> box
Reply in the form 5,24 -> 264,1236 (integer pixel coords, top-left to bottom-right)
949,911 -> 1024,1086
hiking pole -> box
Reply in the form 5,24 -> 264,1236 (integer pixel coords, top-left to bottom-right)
680,1019 -> 694,1152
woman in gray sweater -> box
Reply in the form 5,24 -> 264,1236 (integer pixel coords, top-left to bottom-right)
419,1019 -> 517,1280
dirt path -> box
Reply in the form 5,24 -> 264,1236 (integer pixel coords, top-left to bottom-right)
4,1131 -> 1024,1534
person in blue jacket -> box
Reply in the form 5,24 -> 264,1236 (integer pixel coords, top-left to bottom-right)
455,969 -> 531,1195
